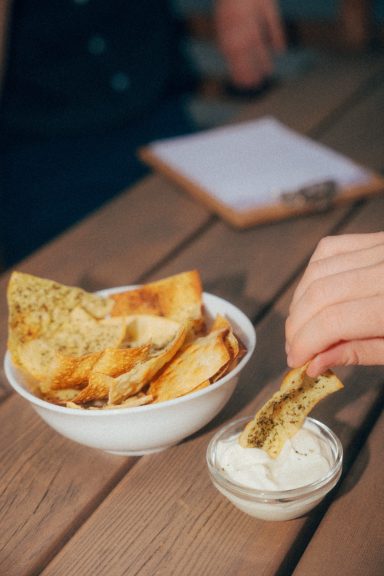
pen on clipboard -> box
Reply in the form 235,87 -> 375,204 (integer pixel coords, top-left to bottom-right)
280,180 -> 338,212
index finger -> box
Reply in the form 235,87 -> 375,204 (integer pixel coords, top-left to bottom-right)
309,232 -> 384,264
291,232 -> 384,307
287,294 -> 384,368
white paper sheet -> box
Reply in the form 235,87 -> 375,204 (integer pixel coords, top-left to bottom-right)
147,117 -> 371,213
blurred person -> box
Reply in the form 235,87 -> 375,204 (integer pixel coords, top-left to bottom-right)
286,232 -> 384,377
0,0 -> 285,267
215,0 -> 285,88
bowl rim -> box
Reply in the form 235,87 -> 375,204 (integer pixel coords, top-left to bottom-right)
4,290 -> 256,416
206,415 -> 343,501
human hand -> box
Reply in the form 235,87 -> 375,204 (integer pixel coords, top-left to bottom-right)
285,232 -> 384,377
214,0 -> 285,89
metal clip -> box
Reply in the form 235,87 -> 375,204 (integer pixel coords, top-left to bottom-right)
280,180 -> 338,212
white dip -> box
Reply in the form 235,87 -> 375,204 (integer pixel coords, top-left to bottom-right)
216,427 -> 332,491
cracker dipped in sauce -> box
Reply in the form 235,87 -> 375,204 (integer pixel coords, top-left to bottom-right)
239,365 -> 343,458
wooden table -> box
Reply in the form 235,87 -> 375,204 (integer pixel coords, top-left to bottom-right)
0,51 -> 383,576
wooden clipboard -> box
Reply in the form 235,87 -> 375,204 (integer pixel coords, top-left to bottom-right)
140,147 -> 383,228
139,118 -> 384,229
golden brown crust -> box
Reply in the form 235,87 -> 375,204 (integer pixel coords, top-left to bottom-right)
110,270 -> 204,334
239,366 -> 344,457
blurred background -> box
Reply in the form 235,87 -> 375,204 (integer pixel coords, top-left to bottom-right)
1,0 -> 383,271
171,0 -> 384,127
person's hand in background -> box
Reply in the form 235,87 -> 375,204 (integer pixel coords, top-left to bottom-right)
285,232 -> 384,377
214,0 -> 286,89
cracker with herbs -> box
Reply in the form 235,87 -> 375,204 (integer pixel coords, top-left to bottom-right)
239,365 -> 343,458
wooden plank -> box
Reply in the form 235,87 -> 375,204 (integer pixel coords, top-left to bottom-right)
0,200 -> 361,576
0,202 -> 355,576
235,52 -> 384,135
320,74 -> 384,171
0,394 -> 134,576
38,168 -> 384,576
333,193 -> 384,234
38,274 -> 384,576
292,408 -> 384,576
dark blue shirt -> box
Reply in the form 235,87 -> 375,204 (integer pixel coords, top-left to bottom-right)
1,0 -> 190,140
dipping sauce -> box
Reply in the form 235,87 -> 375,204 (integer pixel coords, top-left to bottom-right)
206,417 -> 343,521
216,427 -> 332,491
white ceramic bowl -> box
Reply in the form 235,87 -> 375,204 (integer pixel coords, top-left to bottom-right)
206,416 -> 343,521
4,290 -> 256,456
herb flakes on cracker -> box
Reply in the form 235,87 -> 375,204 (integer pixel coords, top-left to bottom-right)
7,270 -> 246,410
239,365 -> 343,458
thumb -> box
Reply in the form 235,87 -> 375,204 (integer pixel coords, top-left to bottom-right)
306,338 -> 384,377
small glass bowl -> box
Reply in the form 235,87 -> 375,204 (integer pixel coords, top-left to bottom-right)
206,416 -> 343,521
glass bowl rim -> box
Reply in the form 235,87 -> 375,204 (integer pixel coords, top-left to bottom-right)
206,415 -> 343,502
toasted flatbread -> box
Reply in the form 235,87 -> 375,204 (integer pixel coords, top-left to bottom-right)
7,272 -> 117,374
108,324 -> 187,404
149,329 -> 231,403
103,393 -> 153,409
7,271 -> 112,343
210,314 -> 246,373
6,270 -> 247,411
15,314 -> 126,384
239,365 -> 344,457
122,314 -> 182,349
45,343 -> 151,391
72,372 -> 111,404
110,271 -> 205,335
42,388 -> 80,406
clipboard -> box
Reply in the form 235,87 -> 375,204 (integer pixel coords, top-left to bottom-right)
139,117 -> 384,228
